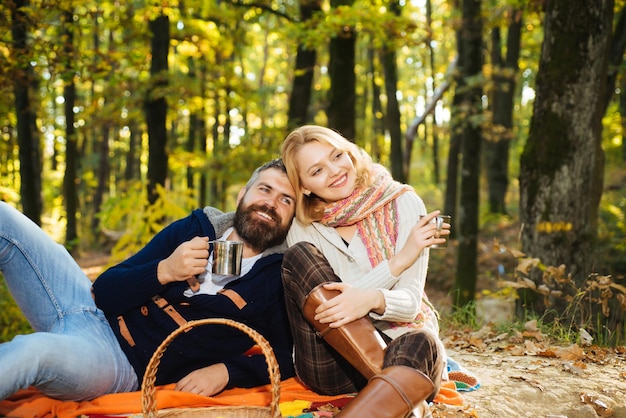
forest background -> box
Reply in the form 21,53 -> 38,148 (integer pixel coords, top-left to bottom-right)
0,0 -> 625,346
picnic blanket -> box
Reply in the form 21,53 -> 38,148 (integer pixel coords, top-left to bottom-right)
0,359 -> 478,417
0,378 -> 472,418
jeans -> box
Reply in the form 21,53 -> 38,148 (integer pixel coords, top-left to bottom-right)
0,202 -> 138,401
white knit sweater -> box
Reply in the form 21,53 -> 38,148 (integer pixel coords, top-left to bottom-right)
286,191 -> 442,341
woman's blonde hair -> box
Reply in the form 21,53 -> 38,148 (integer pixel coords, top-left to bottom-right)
281,125 -> 373,224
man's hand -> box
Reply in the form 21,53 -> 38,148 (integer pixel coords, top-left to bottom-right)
157,236 -> 210,284
174,363 -> 229,397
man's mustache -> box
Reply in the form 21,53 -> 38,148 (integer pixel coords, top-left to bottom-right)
247,204 -> 281,225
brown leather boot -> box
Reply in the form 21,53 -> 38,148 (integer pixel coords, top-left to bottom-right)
336,365 -> 435,418
303,282 -> 387,380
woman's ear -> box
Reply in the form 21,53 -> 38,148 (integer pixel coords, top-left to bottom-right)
302,188 -> 311,196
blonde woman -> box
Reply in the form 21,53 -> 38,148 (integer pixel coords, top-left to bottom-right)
280,125 -> 449,417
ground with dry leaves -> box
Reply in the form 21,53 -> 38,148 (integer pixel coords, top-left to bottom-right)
430,321 -> 626,418
422,221 -> 626,418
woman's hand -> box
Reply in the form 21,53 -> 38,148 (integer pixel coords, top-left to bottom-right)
157,236 -> 210,284
175,363 -> 228,396
313,282 -> 385,328
388,210 -> 450,276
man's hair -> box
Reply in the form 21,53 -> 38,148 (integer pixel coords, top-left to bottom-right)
245,158 -> 287,188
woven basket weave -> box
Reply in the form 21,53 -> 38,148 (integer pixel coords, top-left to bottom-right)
141,318 -> 281,418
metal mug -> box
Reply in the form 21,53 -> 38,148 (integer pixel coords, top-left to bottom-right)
420,214 -> 451,249
211,240 -> 244,276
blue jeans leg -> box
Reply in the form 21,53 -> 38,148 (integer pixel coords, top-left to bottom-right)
0,202 -> 137,400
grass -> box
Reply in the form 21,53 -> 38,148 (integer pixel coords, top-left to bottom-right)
0,274 -> 33,343
439,296 -> 626,348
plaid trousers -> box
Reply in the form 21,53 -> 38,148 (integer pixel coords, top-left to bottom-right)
282,242 -> 444,399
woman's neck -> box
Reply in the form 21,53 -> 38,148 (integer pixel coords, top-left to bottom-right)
335,224 -> 357,243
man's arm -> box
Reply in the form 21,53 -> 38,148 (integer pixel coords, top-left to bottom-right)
92,211 -> 211,314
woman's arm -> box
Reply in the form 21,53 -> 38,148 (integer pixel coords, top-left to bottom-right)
287,193 -> 437,324
371,192 -> 431,321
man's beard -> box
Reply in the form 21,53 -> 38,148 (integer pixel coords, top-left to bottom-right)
233,203 -> 291,253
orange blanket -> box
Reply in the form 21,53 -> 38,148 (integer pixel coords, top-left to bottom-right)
0,378 -> 344,418
0,378 -> 463,418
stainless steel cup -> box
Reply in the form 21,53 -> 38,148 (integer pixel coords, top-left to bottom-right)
211,240 -> 244,276
420,214 -> 451,249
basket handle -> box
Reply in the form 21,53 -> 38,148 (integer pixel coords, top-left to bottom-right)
141,318 -> 281,418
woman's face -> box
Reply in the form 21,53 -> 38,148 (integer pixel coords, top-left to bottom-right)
295,140 -> 357,202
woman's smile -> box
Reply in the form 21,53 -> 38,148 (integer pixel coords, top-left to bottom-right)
296,141 -> 357,202
329,173 -> 348,188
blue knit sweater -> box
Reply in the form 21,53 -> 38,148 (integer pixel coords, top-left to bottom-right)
92,208 -> 295,389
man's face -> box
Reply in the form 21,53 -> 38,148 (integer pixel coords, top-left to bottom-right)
234,168 -> 296,252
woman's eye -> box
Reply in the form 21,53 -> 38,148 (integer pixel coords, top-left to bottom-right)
334,152 -> 343,160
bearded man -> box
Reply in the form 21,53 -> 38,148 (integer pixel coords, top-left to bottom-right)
0,159 -> 296,401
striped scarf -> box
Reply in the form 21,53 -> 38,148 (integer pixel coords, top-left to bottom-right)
320,164 -> 413,267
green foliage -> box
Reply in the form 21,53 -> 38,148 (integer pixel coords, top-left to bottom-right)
599,104 -> 626,275
0,186 -> 20,206
597,194 -> 626,275
0,274 -> 33,343
98,181 -> 196,265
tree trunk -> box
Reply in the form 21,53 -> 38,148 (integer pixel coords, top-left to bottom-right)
327,0 -> 356,140
186,58 -> 200,194
486,9 -> 522,214
605,5 -> 626,163
287,0 -> 322,129
197,63 -> 208,208
209,93 -> 220,208
519,0 -> 612,314
443,7 -> 463,239
62,9 -> 78,248
369,48 -> 384,162
145,14 -> 170,206
63,83 -> 78,245
443,114 -> 461,240
603,5 -> 626,114
125,123 -> 140,181
452,0 -> 483,308
92,128 -> 110,233
11,0 -> 42,225
381,0 -> 404,182
621,74 -> 626,161
426,0 -> 440,185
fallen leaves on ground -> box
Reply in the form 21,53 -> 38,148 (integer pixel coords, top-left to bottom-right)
432,321 -> 626,417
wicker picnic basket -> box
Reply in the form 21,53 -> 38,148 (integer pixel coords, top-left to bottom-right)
141,318 -> 281,418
